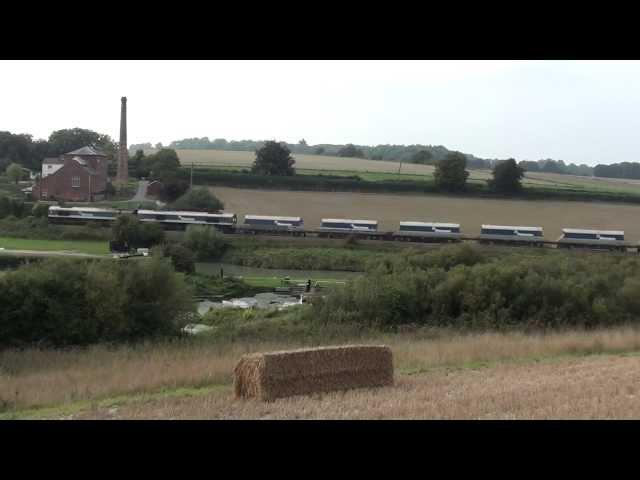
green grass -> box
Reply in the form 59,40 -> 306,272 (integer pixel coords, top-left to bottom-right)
0,237 -> 109,255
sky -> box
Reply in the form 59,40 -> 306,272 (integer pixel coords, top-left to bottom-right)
2,60 -> 640,165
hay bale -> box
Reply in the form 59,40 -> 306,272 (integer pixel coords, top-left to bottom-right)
234,345 -> 393,401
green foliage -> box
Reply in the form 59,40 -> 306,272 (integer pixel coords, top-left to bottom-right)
159,180 -> 190,203
170,187 -> 224,212
184,225 -> 228,260
0,216 -> 111,241
252,141 -> 295,176
433,152 -> 469,192
157,243 -> 196,274
31,202 -> 49,218
337,144 -> 365,158
0,196 -> 28,219
223,246 -> 377,271
410,150 -> 434,164
0,257 -> 194,347
488,158 -> 525,194
48,128 -> 116,158
6,163 -> 23,184
313,248 -> 640,330
148,149 -> 181,182
111,215 -> 165,249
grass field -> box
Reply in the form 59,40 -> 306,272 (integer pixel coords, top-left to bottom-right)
166,149 -> 640,195
212,186 -> 640,241
0,237 -> 109,255
4,327 -> 640,419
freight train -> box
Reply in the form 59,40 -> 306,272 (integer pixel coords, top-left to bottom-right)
47,206 -> 635,252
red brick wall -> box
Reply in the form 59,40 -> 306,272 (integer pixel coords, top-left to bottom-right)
60,154 -> 108,193
33,161 -> 94,202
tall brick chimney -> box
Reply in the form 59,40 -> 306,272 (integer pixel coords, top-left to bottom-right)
116,96 -> 128,183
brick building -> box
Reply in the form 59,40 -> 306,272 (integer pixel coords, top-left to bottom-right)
32,146 -> 109,202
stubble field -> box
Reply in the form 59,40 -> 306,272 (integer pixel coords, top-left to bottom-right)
212,187 -> 640,241
166,149 -> 640,194
4,327 -> 640,419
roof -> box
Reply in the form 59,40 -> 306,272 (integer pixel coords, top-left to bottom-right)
482,225 -> 543,231
322,218 -> 378,225
64,146 -> 106,156
400,221 -> 460,228
138,209 -> 234,217
49,206 -> 118,213
563,228 -> 624,235
244,215 -> 302,222
43,157 -> 64,165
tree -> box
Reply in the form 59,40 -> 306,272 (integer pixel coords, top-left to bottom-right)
170,187 -> 224,212
130,149 -> 148,178
314,146 -> 325,155
410,150 -> 433,164
252,141 -> 295,176
158,243 -> 196,274
184,225 -> 228,260
159,180 -> 190,203
433,152 -> 469,192
148,148 -> 181,182
112,214 -> 165,249
488,158 -> 525,194
298,139 -> 308,146
47,128 -> 116,157
31,202 -> 50,218
337,144 -> 365,158
6,163 -> 23,184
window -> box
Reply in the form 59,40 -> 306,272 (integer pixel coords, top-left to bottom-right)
47,165 -> 52,169
42,190 -> 48,199
72,176 -> 80,188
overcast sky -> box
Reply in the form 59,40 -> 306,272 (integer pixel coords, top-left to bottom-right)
2,60 -> 640,165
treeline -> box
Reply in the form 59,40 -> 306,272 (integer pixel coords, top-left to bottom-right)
592,162 -> 640,180
144,136 -> 492,169
311,245 -> 640,330
0,129 -> 117,173
519,159 -> 593,176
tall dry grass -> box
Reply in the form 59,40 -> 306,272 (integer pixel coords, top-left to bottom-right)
3,326 -> 640,413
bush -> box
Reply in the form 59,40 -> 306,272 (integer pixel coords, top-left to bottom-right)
169,186 -> 224,212
313,249 -> 640,330
0,216 -> 111,241
0,257 -> 194,347
31,202 -> 49,218
184,225 -> 228,260
157,243 -> 196,274
112,214 -> 165,249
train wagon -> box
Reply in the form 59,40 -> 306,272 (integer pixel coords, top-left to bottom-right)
317,218 -> 382,239
48,206 -> 121,225
136,209 -> 237,232
392,221 -> 461,243
478,225 -> 545,246
236,215 -> 305,236
556,228 -> 626,251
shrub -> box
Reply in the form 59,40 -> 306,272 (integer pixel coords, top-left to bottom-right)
112,214 -> 165,249
31,202 -> 49,218
157,243 -> 196,274
0,257 -> 194,347
170,186 -> 224,212
184,225 -> 228,260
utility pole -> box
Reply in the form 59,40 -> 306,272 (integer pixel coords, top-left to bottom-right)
397,160 -> 403,174
190,162 -> 194,188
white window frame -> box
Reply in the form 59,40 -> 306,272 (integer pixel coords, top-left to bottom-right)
72,176 -> 81,188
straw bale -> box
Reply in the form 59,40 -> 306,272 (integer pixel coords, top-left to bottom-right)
234,345 -> 393,401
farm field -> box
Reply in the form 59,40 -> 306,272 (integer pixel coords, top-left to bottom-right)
166,149 -> 640,194
4,327 -> 640,419
0,237 -> 109,255
212,187 -> 640,241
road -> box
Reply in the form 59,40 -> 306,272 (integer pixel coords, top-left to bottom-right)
131,180 -> 149,202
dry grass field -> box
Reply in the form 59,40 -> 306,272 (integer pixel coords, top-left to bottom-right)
212,186 -> 640,241
4,327 -> 640,419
